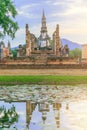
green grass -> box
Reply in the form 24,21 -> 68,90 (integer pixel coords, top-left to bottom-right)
0,75 -> 87,85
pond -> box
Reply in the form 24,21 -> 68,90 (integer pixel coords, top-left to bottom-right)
0,85 -> 87,130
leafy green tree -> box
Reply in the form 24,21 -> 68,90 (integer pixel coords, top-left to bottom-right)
69,48 -> 82,59
0,0 -> 19,39
12,49 -> 17,59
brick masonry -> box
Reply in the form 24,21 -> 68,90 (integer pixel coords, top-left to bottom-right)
0,63 -> 87,69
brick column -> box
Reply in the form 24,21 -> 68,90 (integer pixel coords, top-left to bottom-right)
55,24 -> 60,56
26,24 -> 31,56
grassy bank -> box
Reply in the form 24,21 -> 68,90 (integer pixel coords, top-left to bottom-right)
0,75 -> 87,85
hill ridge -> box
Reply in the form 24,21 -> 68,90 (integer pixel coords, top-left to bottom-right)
11,38 -> 82,50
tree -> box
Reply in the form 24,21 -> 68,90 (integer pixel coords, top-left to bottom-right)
69,48 -> 82,59
0,0 -> 19,39
12,49 -> 17,59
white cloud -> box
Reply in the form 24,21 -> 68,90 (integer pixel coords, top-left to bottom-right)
53,0 -> 82,6
7,0 -> 87,46
17,3 -> 40,19
51,0 -> 87,17
65,3 -> 87,16
53,1 -> 66,6
45,0 -> 52,4
46,0 -> 87,43
20,3 -> 39,9
17,10 -> 34,18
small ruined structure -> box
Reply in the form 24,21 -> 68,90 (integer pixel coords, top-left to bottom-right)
17,24 -> 36,57
25,24 -> 36,56
53,25 -> 69,57
82,44 -> 87,63
0,41 -> 12,60
17,44 -> 25,57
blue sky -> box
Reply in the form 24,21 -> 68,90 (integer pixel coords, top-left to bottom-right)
5,0 -> 87,47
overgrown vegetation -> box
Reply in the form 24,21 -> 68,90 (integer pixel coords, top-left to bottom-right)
0,76 -> 87,85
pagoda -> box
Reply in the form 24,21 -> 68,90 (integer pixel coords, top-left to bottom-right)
38,9 -> 50,48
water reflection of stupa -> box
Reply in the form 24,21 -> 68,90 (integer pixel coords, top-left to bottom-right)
38,103 -> 49,124
53,103 -> 61,128
26,101 -> 36,129
26,102 -> 65,129
0,101 -> 70,130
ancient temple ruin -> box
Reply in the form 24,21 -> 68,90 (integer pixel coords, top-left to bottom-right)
0,41 -> 12,60
25,10 -> 69,58
0,10 -> 74,65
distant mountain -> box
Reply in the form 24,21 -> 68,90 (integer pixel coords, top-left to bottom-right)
61,38 -> 82,50
11,38 -> 82,50
11,44 -> 25,50
11,46 -> 18,50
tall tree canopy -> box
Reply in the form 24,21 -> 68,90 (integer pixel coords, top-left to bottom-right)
0,0 -> 19,39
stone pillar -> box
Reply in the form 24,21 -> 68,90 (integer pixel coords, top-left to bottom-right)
0,44 -> 3,60
55,24 -> 60,56
26,101 -> 36,128
53,31 -> 56,53
8,41 -> 11,56
26,101 -> 32,128
26,24 -> 31,56
31,37 -> 35,52
0,41 -> 4,60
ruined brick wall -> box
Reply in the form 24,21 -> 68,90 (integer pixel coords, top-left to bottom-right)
2,48 -> 9,58
55,24 -> 60,56
1,56 -> 79,66
82,44 -> 87,59
0,63 -> 87,69
26,24 -> 31,56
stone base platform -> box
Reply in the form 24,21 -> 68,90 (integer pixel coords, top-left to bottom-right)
0,54 -> 80,69
1,54 -> 79,65
0,63 -> 87,69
